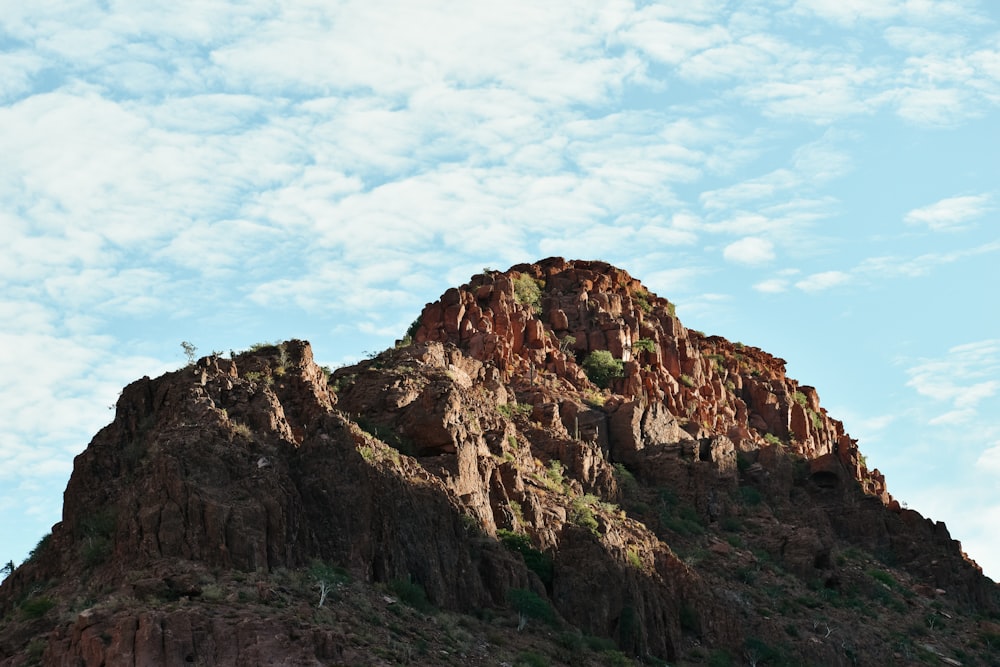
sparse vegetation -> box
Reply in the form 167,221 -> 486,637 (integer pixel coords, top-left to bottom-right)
20,596 -> 55,619
497,530 -> 554,586
739,487 -> 763,506
679,374 -> 696,388
25,638 -> 46,665
513,275 -> 544,312
809,408 -> 824,431
389,577 -> 431,612
27,533 -> 51,563
508,588 -> 556,628
763,432 -> 782,446
79,510 -> 115,568
632,288 -> 653,314
582,350 -> 624,389
868,569 -> 897,589
498,403 -> 533,419
612,463 -> 639,497
632,338 -> 655,354
181,340 -> 197,365
398,317 -> 422,347
570,496 -> 600,535
356,417 -> 415,455
542,460 -> 566,493
331,372 -> 356,393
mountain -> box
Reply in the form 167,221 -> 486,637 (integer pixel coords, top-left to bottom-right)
1,257 -> 997,666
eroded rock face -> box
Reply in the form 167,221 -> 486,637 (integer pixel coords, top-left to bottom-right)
1,259 -> 997,666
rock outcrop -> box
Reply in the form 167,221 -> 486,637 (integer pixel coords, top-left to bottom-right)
1,258 -> 997,667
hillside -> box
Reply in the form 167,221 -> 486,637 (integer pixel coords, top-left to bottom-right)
1,258 -> 998,666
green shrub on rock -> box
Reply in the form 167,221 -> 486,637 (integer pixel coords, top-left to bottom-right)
582,350 -> 623,389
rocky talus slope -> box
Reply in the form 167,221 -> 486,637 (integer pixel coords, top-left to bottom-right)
1,258 -> 998,666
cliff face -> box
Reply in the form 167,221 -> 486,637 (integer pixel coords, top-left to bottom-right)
1,258 -> 997,667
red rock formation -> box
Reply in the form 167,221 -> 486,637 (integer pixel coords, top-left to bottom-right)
1,260 -> 996,666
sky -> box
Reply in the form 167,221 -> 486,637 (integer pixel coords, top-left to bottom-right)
1,1 -> 998,582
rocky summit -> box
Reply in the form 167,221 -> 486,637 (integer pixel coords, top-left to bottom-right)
1,258 -> 998,666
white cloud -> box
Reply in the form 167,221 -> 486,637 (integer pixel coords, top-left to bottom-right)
739,65 -> 884,123
794,0 -> 975,26
701,170 -> 797,210
679,34 -> 786,81
622,18 -> 730,66
723,237 -> 775,265
857,240 -> 1000,279
906,340 -> 1000,425
642,267 -> 707,296
893,86 -> 970,125
753,278 -> 789,293
883,26 -> 967,54
904,194 -> 992,230
795,270 -> 850,291
794,0 -> 902,24
977,443 -> 1000,474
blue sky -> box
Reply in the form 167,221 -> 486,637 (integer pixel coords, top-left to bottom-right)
1,1 -> 998,581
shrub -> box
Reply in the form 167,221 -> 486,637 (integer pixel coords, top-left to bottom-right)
517,652 -> 549,667
399,317 -> 422,347
82,537 -> 111,567
543,460 -> 566,493
743,637 -> 790,666
739,486 -> 763,506
721,516 -> 742,532
497,530 -> 554,586
21,596 -> 55,619
633,337 -> 655,354
792,391 -> 808,407
28,533 -> 51,562
612,463 -> 639,497
662,513 -> 704,537
708,649 -> 734,667
679,374 -> 696,388
763,432 -> 782,446
181,341 -> 197,364
632,288 -> 653,314
508,588 -> 556,626
582,350 -> 623,389
513,275 -> 543,312
679,603 -> 700,635
498,403 -> 532,419
330,372 -> 355,393
868,569 -> 897,588
25,639 -> 46,663
390,577 -> 431,612
570,497 -> 600,535
231,422 -> 253,440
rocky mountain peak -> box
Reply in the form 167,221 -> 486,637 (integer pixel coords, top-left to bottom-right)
1,259 -> 997,666
414,257 -> 884,503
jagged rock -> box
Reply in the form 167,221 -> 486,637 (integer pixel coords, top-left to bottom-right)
2,259 -> 996,667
